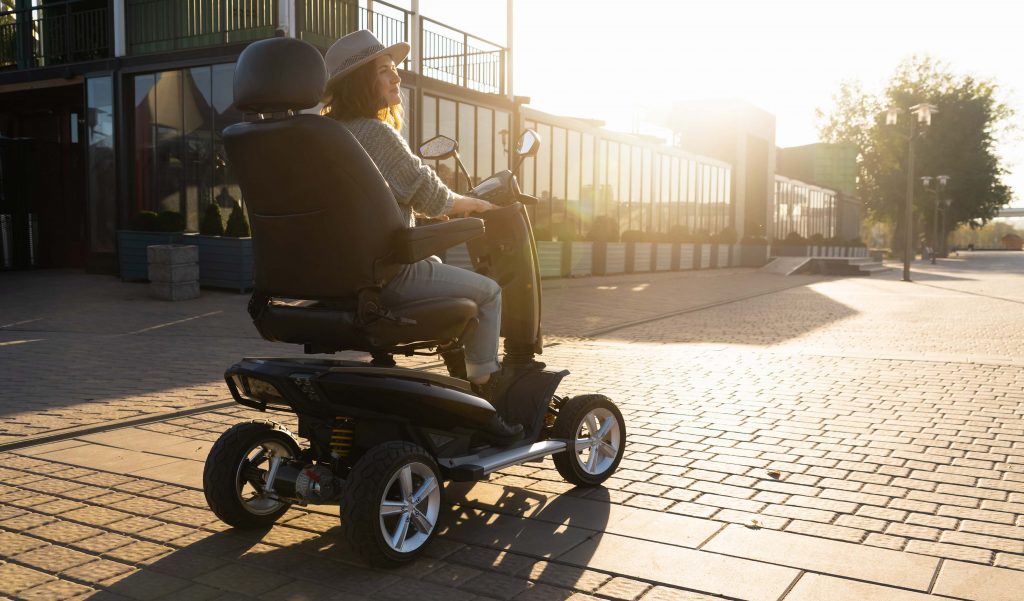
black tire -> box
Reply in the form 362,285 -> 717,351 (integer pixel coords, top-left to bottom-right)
551,394 -> 626,486
203,420 -> 301,529
340,441 -> 443,567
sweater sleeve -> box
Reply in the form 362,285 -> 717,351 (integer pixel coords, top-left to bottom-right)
360,121 -> 455,218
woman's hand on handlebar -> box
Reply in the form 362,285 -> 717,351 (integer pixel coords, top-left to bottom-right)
448,193 -> 497,216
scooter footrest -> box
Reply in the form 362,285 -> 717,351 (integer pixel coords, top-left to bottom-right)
449,464 -> 485,482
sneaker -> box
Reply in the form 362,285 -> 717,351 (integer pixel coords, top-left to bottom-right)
481,413 -> 524,445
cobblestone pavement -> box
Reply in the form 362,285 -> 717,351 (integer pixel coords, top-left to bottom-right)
1,252 -> 1023,600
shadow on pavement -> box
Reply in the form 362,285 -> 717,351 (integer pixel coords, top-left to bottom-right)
81,486 -> 608,599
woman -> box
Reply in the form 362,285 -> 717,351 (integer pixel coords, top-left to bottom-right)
321,31 -> 514,417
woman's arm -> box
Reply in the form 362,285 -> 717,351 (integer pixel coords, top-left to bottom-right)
448,193 -> 496,215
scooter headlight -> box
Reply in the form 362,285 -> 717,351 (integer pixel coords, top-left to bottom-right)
229,374 -> 286,406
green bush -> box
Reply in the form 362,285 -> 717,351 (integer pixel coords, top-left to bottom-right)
783,232 -> 807,246
224,202 -> 250,237
692,229 -> 711,243
586,216 -> 619,242
808,233 -> 826,245
128,211 -> 159,231
154,210 -> 185,232
550,221 -> 578,242
620,230 -> 647,243
666,225 -> 692,243
740,235 -> 768,245
848,237 -> 867,248
199,203 -> 225,236
715,226 -> 738,244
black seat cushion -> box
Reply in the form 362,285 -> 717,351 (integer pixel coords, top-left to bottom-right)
253,297 -> 478,352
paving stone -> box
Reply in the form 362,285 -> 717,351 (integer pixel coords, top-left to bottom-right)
18,544 -> 97,572
518,560 -> 610,592
0,529 -> 50,554
193,562 -> 293,596
784,573 -> 941,601
637,586 -> 722,601
905,540 -> 994,564
558,533 -> 798,601
0,562 -> 54,595
934,560 -> 1024,601
702,524 -> 938,590
61,559 -> 136,586
594,576 -> 651,601
17,578 -> 94,600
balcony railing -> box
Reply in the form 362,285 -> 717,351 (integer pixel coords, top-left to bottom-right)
1,1 -> 111,71
299,0 -> 505,95
420,16 -> 504,95
126,0 -> 278,55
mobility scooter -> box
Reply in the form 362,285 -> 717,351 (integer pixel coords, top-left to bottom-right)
202,37 -> 627,566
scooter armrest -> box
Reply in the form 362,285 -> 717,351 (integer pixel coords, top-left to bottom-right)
390,217 -> 485,264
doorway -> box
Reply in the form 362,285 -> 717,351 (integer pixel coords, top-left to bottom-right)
0,83 -> 87,269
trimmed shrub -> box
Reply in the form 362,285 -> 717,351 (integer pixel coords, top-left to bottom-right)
586,216 -> 619,242
154,210 -> 185,232
128,211 -> 159,231
715,226 -> 738,244
199,203 -> 225,236
224,202 -> 250,237
740,235 -> 768,245
783,232 -> 807,246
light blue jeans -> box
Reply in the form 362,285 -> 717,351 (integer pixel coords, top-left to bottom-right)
382,257 -> 501,380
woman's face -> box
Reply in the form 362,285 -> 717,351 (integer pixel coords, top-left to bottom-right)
374,55 -> 402,108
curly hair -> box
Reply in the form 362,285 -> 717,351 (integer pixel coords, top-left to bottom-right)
322,60 -> 404,132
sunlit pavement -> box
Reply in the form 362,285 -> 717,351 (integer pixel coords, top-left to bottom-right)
1,252 -> 1023,600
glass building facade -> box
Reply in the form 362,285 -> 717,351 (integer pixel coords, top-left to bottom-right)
520,110 -> 732,241
773,176 -> 837,239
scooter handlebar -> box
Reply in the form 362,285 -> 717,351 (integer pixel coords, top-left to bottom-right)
517,194 -> 539,205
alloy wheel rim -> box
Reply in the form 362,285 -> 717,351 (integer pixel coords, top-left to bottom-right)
378,461 -> 441,553
235,439 -> 292,516
572,407 -> 621,475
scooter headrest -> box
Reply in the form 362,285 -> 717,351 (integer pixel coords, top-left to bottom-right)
233,38 -> 327,114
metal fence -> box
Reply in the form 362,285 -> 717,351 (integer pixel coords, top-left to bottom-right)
126,0 -> 278,55
1,1 -> 111,70
421,17 -> 504,95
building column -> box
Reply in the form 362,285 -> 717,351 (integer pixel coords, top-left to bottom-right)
410,0 -> 420,74
113,0 -> 126,57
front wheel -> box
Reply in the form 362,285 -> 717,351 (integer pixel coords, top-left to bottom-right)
203,420 -> 301,528
551,395 -> 626,486
340,441 -> 443,567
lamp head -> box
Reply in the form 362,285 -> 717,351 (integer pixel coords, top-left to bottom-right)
910,103 -> 938,126
920,176 -> 932,187
884,106 -> 903,126
937,174 -> 950,187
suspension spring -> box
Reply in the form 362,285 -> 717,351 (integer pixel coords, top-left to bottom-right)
330,417 -> 355,458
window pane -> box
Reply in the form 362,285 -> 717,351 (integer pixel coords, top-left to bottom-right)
87,76 -> 116,252
184,66 -> 212,232
133,74 -> 156,214
521,119 -> 536,195
212,63 -> 243,215
437,98 -> 457,189
458,102 -> 475,188
535,123 -> 552,230
422,95 -> 437,142
477,107 -> 493,180
154,71 -> 183,215
494,110 -> 510,172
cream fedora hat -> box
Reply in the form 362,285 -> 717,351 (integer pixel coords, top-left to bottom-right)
323,30 -> 410,91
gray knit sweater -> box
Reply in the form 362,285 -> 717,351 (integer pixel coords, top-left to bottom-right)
340,117 -> 455,227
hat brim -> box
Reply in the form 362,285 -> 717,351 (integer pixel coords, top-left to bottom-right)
322,41 -> 411,101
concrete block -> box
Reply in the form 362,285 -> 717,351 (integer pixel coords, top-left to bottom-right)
147,244 -> 198,266
147,263 -> 199,283
149,280 -> 199,301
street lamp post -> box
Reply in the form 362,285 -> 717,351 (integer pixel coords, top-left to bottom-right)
921,175 -> 950,264
940,196 -> 953,256
885,103 -> 938,282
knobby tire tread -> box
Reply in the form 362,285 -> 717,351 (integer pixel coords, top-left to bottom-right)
340,441 -> 440,567
203,420 -> 299,528
551,394 -> 625,486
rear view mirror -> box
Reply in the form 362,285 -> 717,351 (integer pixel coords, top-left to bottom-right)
419,135 -> 458,160
515,130 -> 540,157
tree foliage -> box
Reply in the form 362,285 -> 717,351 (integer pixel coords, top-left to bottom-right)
816,56 -> 1015,250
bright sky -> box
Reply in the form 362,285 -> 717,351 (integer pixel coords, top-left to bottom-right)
416,0 -> 1024,207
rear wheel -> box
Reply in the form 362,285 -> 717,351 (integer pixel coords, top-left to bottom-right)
551,395 -> 626,486
203,421 -> 301,528
340,441 -> 443,567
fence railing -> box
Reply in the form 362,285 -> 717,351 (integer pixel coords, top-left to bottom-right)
420,16 -> 504,95
2,0 -> 505,95
126,0 -> 278,55
1,1 -> 111,70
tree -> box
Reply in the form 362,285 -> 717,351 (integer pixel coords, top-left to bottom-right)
817,56 -> 1015,256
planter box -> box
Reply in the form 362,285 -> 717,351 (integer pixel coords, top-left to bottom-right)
739,244 -> 769,267
537,241 -> 564,278
602,242 -> 626,274
678,243 -> 695,270
731,244 -> 741,267
654,243 -> 672,271
699,243 -> 712,269
569,241 -> 592,276
117,230 -> 181,281
774,245 -> 807,257
716,244 -> 730,268
187,234 -> 254,292
626,242 -> 652,273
